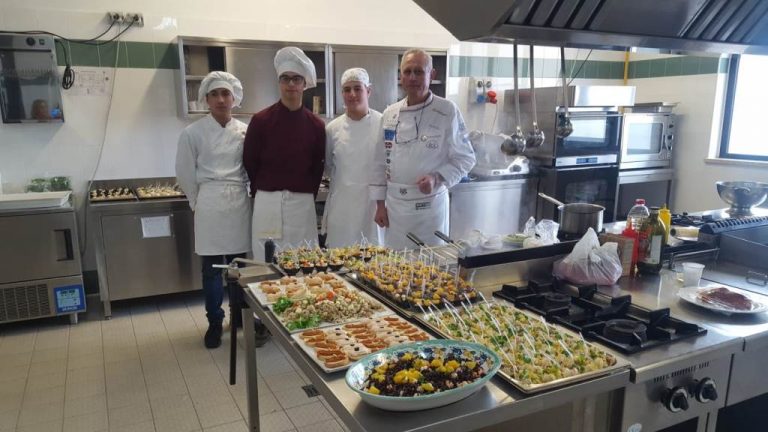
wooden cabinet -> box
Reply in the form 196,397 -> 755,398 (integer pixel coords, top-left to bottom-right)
176,37 -> 448,119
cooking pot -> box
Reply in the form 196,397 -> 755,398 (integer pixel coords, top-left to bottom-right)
716,181 -> 768,214
538,193 -> 604,236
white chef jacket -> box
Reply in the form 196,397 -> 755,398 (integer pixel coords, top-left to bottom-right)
175,114 -> 251,255
322,110 -> 383,247
370,93 -> 475,249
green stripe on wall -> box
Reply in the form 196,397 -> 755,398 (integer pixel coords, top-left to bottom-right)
449,55 -> 726,79
56,41 -> 179,69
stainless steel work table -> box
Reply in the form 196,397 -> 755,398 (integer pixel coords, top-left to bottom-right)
239,276 -> 631,432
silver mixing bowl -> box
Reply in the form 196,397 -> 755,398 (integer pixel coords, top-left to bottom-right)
716,181 -> 768,213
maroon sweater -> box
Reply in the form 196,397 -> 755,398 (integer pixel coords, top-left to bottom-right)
243,101 -> 326,196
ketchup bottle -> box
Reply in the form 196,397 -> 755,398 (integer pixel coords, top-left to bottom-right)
622,225 -> 639,277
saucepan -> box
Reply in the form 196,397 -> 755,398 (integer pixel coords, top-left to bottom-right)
538,192 -> 604,236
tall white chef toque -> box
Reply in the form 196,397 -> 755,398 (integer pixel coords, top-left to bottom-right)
341,67 -> 370,87
197,71 -> 244,108
274,47 -> 317,89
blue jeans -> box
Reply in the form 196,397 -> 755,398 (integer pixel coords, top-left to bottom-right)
201,253 -> 246,325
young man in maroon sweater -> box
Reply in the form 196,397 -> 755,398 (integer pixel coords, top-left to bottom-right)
243,47 -> 326,262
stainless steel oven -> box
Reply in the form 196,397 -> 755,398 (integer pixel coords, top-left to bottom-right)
536,164 -> 619,223
511,85 -> 635,167
620,110 -> 676,169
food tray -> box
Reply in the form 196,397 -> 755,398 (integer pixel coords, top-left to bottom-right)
89,195 -> 137,202
136,192 -> 185,200
347,271 -> 478,313
290,316 -> 433,373
414,301 -> 630,394
266,274 -> 395,334
247,274 -> 337,305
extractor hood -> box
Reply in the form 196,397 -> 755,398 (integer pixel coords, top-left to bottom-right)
414,0 -> 768,55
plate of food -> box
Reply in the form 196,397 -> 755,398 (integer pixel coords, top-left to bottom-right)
292,316 -> 433,373
248,273 -> 339,305
345,340 -> 500,411
268,275 -> 392,332
678,286 -> 768,315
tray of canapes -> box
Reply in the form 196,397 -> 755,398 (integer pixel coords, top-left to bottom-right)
89,187 -> 136,202
416,298 -> 629,394
135,184 -> 185,199
275,245 -> 391,275
292,316 -> 432,373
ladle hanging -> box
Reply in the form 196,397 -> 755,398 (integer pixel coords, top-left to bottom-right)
525,45 -> 545,148
501,43 -> 527,155
557,46 -> 574,139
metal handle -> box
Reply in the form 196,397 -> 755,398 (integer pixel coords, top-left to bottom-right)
513,44 -> 522,128
434,230 -> 456,245
538,192 -> 565,207
406,232 -> 426,247
746,270 -> 768,286
55,228 -> 74,261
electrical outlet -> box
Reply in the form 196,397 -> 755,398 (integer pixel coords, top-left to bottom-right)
106,12 -> 124,24
126,13 -> 144,27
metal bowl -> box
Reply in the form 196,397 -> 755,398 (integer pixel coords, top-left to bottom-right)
716,181 -> 768,213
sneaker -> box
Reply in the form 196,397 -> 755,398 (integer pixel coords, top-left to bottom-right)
204,323 -> 223,349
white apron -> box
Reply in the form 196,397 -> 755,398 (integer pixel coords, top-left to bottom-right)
251,190 -> 318,261
194,182 -> 252,255
384,182 -> 449,250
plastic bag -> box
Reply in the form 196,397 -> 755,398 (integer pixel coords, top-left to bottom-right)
553,228 -> 623,285
523,219 -> 560,248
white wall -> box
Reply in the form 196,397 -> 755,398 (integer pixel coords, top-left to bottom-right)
629,67 -> 768,212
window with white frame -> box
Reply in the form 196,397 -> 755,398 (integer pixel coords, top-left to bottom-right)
720,54 -> 768,161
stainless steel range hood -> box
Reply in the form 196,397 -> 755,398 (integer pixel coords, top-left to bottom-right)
414,0 -> 768,55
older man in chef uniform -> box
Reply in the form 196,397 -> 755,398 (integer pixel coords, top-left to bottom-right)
323,68 -> 383,247
244,47 -> 326,260
371,49 -> 476,249
175,71 -> 251,349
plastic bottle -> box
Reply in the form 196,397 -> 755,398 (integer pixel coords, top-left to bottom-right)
621,224 -> 640,277
264,238 -> 276,264
626,199 -> 650,232
637,207 -> 666,275
659,204 -> 672,244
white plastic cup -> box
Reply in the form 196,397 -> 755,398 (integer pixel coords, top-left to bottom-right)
682,262 -> 705,287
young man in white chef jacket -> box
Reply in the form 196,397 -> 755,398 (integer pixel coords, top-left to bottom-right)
175,72 -> 254,349
370,49 -> 476,249
322,68 -> 383,247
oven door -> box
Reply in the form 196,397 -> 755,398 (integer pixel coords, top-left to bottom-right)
620,113 -> 673,169
537,165 -> 619,223
553,110 -> 622,158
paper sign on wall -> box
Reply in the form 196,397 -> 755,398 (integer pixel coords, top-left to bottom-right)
69,69 -> 111,96
141,216 -> 171,238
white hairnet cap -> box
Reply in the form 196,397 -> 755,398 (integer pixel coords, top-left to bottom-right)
341,67 -> 370,87
198,71 -> 244,108
274,47 -> 317,89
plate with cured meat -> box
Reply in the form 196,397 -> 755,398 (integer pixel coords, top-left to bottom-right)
678,285 -> 768,315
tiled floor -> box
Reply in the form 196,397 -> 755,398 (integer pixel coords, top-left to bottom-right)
0,294 -> 348,432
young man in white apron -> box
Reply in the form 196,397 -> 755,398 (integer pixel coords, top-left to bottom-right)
322,68 -> 383,247
370,49 -> 476,249
243,47 -> 325,260
176,72 -> 252,349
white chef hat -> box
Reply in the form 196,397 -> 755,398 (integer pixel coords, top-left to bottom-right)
274,47 -> 317,89
341,67 -> 370,87
198,71 -> 243,108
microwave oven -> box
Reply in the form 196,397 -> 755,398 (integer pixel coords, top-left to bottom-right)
620,112 -> 675,169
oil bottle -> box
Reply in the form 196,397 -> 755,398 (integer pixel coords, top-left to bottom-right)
637,207 -> 666,274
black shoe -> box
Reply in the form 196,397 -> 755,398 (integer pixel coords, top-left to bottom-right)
204,323 -> 223,349
254,322 -> 270,348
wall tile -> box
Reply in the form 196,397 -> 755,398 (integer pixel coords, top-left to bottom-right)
125,42 -> 156,69
681,56 -> 700,75
155,43 -> 180,69
634,60 -> 650,79
718,57 -> 729,74
69,43 -> 100,67
666,57 -> 683,76
649,59 -> 666,78
98,41 -> 129,68
699,57 -> 719,74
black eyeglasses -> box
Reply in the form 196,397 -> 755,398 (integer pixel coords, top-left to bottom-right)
279,75 -> 305,85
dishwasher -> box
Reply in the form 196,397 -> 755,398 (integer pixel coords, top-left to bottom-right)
0,202 -> 86,324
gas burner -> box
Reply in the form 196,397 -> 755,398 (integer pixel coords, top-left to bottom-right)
493,278 -> 707,354
603,319 -> 648,345
542,292 -> 571,309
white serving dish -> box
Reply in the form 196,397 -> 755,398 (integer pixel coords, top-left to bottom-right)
678,286 -> 768,315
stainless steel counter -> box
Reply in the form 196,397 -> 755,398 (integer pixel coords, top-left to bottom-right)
241,284 -> 629,432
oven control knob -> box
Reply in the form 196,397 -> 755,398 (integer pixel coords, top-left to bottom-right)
663,386 -> 690,412
695,378 -> 718,403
